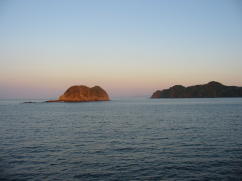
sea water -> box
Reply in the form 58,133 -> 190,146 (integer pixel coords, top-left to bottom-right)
0,98 -> 242,180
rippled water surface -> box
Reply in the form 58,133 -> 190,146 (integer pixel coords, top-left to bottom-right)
0,98 -> 242,180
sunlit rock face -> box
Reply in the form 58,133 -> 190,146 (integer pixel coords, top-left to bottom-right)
48,85 -> 110,102
151,81 -> 242,98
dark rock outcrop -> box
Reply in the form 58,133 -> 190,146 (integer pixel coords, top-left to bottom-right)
151,81 -> 242,98
47,85 -> 110,102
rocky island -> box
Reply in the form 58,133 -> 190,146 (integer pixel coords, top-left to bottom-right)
47,85 -> 110,102
151,81 -> 242,98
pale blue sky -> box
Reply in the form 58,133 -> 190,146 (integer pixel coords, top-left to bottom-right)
0,0 -> 242,98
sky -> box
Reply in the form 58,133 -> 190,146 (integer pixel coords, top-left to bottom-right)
0,0 -> 242,98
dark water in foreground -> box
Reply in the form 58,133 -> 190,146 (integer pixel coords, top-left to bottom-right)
0,98 -> 242,180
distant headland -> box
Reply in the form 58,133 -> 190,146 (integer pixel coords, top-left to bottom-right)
47,85 -> 110,102
151,81 -> 242,98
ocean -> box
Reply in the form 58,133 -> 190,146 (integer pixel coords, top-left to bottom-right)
0,98 -> 242,180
